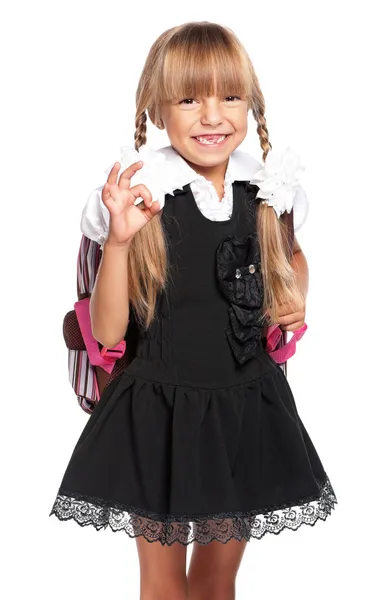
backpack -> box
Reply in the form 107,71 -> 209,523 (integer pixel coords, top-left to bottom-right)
62,235 -> 139,414
62,209 -> 301,414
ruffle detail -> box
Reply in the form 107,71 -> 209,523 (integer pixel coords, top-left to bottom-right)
216,232 -> 265,364
49,475 -> 337,546
192,171 -> 234,221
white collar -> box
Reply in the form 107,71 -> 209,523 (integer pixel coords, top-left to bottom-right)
106,144 -> 264,208
155,145 -> 308,229
157,144 -> 263,190
107,142 -> 307,225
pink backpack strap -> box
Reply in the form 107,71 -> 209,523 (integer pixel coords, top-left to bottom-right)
266,323 -> 307,364
74,297 -> 126,374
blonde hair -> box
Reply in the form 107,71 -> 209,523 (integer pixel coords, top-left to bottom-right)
128,21 -> 304,330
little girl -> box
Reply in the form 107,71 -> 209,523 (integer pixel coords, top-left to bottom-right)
50,21 -> 337,599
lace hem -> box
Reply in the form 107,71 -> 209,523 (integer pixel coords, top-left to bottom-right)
49,475 -> 337,546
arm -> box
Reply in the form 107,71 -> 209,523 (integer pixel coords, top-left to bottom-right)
90,240 -> 131,348
291,235 -> 309,300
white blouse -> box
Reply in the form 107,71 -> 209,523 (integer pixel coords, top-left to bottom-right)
81,144 -> 309,248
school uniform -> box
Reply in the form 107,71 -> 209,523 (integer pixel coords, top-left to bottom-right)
49,144 -> 337,546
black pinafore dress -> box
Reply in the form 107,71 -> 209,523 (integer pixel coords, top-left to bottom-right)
49,182 -> 337,546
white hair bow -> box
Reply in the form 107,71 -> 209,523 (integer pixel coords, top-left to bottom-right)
249,147 -> 308,220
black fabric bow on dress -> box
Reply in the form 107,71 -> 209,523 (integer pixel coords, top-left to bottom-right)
216,232 -> 265,365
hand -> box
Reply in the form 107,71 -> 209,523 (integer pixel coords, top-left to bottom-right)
102,160 -> 161,248
270,298 -> 306,332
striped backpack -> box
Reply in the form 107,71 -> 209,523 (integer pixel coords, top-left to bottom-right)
63,209 -> 305,414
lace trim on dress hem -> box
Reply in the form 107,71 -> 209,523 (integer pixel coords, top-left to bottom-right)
49,475 -> 337,546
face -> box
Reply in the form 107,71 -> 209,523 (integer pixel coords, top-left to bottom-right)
159,94 -> 249,179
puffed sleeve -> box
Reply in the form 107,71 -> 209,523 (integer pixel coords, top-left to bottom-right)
80,185 -> 110,249
293,186 -> 309,232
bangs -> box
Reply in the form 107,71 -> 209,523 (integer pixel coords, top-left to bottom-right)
155,27 -> 252,103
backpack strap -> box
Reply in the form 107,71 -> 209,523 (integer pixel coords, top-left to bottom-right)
64,234 -> 138,413
63,236 -> 102,413
76,235 -> 101,301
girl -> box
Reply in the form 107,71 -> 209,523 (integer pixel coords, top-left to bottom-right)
50,21 -> 337,600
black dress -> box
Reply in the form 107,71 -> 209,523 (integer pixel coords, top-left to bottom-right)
49,181 -> 337,546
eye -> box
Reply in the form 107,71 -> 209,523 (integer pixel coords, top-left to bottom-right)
179,96 -> 242,105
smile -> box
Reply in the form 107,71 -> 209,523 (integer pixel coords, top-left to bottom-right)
192,134 -> 231,148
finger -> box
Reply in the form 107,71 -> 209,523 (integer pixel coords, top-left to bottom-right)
129,183 -> 154,208
282,320 -> 305,332
118,161 -> 144,191
138,199 -> 161,222
106,162 -> 122,185
102,181 -> 122,202
278,311 -> 305,327
102,183 -> 135,216
102,181 -> 113,203
101,182 -> 117,211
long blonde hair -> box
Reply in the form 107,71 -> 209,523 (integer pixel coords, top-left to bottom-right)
128,21 -> 304,329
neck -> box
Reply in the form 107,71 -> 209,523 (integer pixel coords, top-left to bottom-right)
186,158 -> 229,202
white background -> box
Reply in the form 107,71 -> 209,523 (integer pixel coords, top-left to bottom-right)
1,0 -> 390,598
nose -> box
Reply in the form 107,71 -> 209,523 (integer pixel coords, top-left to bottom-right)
199,98 -> 224,126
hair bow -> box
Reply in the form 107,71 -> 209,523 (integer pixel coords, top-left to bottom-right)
249,147 -> 307,219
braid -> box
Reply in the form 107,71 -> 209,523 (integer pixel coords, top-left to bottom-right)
250,96 -> 299,330
134,110 -> 147,151
252,100 -> 292,254
252,103 -> 272,162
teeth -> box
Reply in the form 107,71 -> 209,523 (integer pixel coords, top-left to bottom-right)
195,135 -> 227,145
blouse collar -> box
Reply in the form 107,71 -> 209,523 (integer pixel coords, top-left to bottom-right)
157,144 -> 263,191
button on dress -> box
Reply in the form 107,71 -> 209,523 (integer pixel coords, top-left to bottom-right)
49,181 -> 337,546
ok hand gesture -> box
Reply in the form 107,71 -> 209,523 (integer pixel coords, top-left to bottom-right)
102,160 -> 161,247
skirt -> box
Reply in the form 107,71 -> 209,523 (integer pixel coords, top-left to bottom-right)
49,363 -> 337,546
